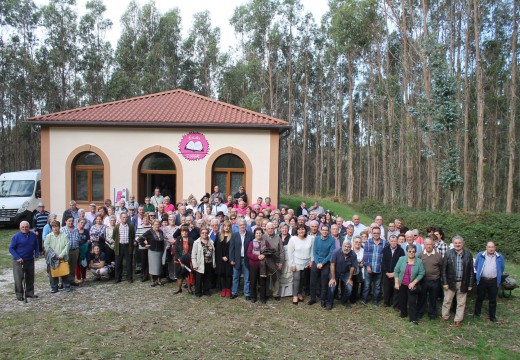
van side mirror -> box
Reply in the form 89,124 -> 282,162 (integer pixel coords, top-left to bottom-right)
35,191 -> 41,199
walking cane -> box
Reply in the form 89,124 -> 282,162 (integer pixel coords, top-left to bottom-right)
21,262 -> 28,303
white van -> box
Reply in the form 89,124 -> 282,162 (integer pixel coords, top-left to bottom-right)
0,169 -> 42,226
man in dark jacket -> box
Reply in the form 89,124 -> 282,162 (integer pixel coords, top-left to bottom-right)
440,235 -> 474,326
229,219 -> 254,300
381,235 -> 405,308
112,213 -> 136,283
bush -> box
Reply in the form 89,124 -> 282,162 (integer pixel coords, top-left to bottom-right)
354,200 -> 520,262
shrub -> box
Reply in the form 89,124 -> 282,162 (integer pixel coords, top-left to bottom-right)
354,200 -> 520,262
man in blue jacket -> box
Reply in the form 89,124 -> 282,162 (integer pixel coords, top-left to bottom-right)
474,241 -> 504,323
308,225 -> 335,307
9,221 -> 39,301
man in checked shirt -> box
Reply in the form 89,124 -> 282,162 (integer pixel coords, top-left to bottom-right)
362,227 -> 387,306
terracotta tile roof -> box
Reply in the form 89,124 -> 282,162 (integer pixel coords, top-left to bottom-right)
27,89 -> 289,128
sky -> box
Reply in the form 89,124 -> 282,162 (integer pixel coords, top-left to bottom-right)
35,0 -> 329,50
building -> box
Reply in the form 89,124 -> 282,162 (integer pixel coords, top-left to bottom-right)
28,89 -> 290,212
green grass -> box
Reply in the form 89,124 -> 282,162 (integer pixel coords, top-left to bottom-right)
280,194 -> 373,225
0,228 -> 17,270
1,204 -> 519,359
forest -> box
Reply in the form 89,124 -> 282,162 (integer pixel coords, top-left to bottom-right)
0,0 -> 518,213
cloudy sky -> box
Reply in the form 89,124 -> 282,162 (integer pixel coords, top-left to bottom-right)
35,0 -> 329,50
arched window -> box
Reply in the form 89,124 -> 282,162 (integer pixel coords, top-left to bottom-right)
212,154 -> 245,196
73,152 -> 104,203
138,152 -> 176,202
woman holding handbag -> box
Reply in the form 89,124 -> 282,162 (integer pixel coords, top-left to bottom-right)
173,226 -> 194,294
44,221 -> 71,293
394,244 -> 425,325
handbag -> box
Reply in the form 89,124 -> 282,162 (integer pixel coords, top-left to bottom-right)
50,261 -> 70,277
409,283 -> 422,295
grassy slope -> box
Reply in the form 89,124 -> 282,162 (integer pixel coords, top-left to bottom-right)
0,199 -> 519,359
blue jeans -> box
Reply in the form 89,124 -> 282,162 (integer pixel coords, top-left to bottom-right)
362,272 -> 382,304
232,258 -> 250,297
327,272 -> 353,307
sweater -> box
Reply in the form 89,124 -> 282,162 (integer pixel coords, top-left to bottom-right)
312,235 -> 335,265
394,256 -> 425,286
9,231 -> 39,261
418,250 -> 442,281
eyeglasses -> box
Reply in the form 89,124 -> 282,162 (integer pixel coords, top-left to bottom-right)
408,250 -> 416,253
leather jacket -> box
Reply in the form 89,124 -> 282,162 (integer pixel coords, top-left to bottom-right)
441,248 -> 474,293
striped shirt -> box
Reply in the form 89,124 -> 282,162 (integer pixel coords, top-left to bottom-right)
61,226 -> 80,250
363,239 -> 387,273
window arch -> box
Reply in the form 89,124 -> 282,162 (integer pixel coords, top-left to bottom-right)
73,152 -> 104,203
212,154 -> 245,196
138,152 -> 176,202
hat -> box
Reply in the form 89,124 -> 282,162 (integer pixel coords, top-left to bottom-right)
89,203 -> 96,207
200,193 -> 210,201
37,202 -> 44,207
216,211 -> 225,217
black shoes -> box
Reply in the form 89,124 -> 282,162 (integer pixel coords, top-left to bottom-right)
231,294 -> 238,299
245,296 -> 251,301
307,299 -> 317,305
274,296 -> 281,301
26,295 -> 38,299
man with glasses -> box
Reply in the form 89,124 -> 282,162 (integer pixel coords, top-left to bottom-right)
362,227 -> 387,306
401,231 -> 422,256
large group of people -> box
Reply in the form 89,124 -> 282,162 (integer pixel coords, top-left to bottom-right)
8,187 -> 505,326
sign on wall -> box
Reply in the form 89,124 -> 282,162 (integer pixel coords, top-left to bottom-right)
179,132 -> 210,161
114,188 -> 128,203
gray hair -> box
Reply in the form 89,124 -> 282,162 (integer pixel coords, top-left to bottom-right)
452,235 -> 464,243
405,230 -> 414,237
266,222 -> 274,229
389,235 -> 398,241
47,213 -> 57,224
210,218 -> 220,226
109,215 -> 117,221
406,244 -> 417,252
309,220 -> 319,226
78,208 -> 85,214
237,219 -> 247,226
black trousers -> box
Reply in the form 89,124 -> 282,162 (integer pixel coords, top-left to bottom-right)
398,285 -> 419,322
383,275 -> 398,307
249,266 -> 267,301
195,264 -> 214,296
219,274 -> 232,290
13,260 -> 35,299
417,279 -> 440,318
310,263 -> 330,302
115,244 -> 133,281
475,278 -> 498,320
350,272 -> 363,303
138,249 -> 149,281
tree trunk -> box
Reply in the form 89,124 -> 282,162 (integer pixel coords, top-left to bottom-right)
473,0 -> 485,212
346,57 -> 355,203
507,0 -> 518,213
463,0 -> 471,211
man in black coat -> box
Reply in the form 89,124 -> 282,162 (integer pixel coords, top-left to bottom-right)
440,235 -> 474,326
381,235 -> 405,308
229,219 -> 254,300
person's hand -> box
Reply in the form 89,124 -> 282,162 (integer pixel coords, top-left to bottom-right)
408,283 -> 415,290
258,255 -> 265,260
367,266 -> 372,274
328,279 -> 336,288
34,231 -> 38,235
230,261 -> 235,266
387,273 -> 394,279
347,279 -> 353,287
291,265 -> 296,272
307,261 -> 313,268
468,287 -> 472,291
317,263 -> 323,270
57,256 -> 62,260
443,284 -> 449,291
222,256 -> 228,262
180,263 -> 185,268
395,283 -> 400,290
277,263 -> 282,271
16,258 -> 24,264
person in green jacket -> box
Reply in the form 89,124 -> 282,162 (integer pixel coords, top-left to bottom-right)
394,244 -> 425,325
44,221 -> 71,293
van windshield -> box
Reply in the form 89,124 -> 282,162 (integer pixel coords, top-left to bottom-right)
0,180 -> 35,198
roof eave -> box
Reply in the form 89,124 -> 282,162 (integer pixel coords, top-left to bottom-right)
26,120 -> 291,131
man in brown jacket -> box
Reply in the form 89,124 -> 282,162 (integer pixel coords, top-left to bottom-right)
263,222 -> 285,300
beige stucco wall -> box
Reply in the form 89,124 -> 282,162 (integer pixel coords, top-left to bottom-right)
45,126 -> 279,214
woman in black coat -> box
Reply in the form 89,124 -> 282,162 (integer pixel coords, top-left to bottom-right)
173,225 -> 194,294
215,220 -> 233,297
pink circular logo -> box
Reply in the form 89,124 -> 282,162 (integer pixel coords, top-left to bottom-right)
179,132 -> 210,161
